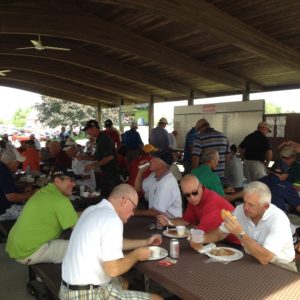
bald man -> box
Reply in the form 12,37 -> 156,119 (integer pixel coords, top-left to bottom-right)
135,157 -> 182,218
60,184 -> 162,300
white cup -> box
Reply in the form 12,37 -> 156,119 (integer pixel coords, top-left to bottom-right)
190,229 -> 204,243
81,191 -> 89,198
176,225 -> 186,236
149,246 -> 161,258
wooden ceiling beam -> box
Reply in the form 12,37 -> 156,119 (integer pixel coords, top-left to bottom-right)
0,71 -> 122,105
0,7 -> 252,89
0,46 -> 200,96
0,56 -> 153,102
98,0 -> 300,71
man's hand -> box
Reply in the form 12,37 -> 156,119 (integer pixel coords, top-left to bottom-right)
189,240 -> 203,252
223,215 -> 243,236
84,163 -> 96,171
157,214 -> 169,226
146,235 -> 162,246
133,247 -> 152,261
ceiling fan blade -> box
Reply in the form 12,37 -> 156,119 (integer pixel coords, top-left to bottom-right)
43,46 -> 71,51
16,47 -> 36,50
31,40 -> 40,47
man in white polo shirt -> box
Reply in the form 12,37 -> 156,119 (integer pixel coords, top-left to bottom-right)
193,181 -> 296,271
134,157 -> 182,218
60,184 -> 162,300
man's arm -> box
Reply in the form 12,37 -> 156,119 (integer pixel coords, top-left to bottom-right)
192,155 -> 200,169
238,146 -> 245,159
134,208 -> 159,218
84,155 -> 113,171
103,248 -> 150,277
204,228 -> 228,244
5,191 -> 34,202
157,215 -> 189,227
123,235 -> 162,251
265,149 -> 273,167
223,216 -> 274,265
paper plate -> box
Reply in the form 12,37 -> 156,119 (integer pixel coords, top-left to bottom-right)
205,247 -> 243,262
162,229 -> 188,239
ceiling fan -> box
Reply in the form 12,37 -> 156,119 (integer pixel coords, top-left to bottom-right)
16,35 -> 71,51
0,70 -> 11,76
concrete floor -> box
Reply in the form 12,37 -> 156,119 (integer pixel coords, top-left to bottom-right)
0,243 -> 34,300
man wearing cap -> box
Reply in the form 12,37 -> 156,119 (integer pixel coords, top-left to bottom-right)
280,146 -> 300,184
102,119 -> 121,150
123,121 -> 144,163
135,157 -> 182,218
81,120 -> 120,197
259,160 -> 300,213
6,168 -> 78,265
192,119 -> 230,179
149,117 -> 172,164
238,121 -> 273,182
0,150 -> 33,216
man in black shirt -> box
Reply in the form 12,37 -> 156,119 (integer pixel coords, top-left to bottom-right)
239,121 -> 272,183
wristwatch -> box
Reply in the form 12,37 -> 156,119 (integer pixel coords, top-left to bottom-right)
238,231 -> 246,239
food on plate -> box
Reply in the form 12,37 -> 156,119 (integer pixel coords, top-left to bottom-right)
209,248 -> 235,256
168,229 -> 178,236
221,209 -> 236,220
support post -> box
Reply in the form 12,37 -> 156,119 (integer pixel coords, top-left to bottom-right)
242,82 -> 250,101
188,89 -> 194,106
148,95 -> 154,138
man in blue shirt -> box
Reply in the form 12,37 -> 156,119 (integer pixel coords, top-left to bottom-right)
0,150 -> 33,215
259,160 -> 300,213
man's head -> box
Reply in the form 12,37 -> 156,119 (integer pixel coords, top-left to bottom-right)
130,121 -> 138,130
243,181 -> 271,221
29,134 -> 35,140
201,149 -> 219,170
104,119 -> 113,129
280,146 -> 296,167
51,168 -> 75,196
61,126 -> 66,132
149,157 -> 168,174
257,121 -> 272,136
2,134 -> 9,142
108,184 -> 138,223
195,119 -> 210,133
83,120 -> 100,138
158,117 -> 168,128
180,174 -> 203,206
48,141 -> 61,156
26,139 -> 36,148
1,149 -> 26,172
63,138 -> 77,158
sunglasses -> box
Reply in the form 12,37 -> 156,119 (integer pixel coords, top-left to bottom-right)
183,184 -> 200,198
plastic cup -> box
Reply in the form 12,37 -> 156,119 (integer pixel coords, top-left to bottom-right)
149,246 -> 161,258
190,229 -> 204,243
176,225 -> 186,236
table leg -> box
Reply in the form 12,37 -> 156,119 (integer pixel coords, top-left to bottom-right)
143,274 -> 150,292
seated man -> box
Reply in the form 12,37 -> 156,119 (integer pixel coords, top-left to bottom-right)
22,139 -> 40,173
60,184 -> 162,300
196,181 -> 296,271
135,157 -> 182,218
191,149 -> 243,202
259,160 -> 300,213
280,146 -> 300,184
6,168 -> 78,265
158,174 -> 239,245
0,150 -> 33,217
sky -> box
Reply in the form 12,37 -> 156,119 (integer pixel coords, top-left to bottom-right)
1,86 -> 300,122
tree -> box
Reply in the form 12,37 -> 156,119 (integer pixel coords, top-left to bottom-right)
265,102 -> 283,114
35,96 -> 97,132
11,107 -> 31,128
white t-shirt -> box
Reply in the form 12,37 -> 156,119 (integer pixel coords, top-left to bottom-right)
62,200 -> 123,285
219,203 -> 295,264
142,171 -> 182,218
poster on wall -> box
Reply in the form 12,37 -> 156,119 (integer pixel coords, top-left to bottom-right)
276,125 -> 285,138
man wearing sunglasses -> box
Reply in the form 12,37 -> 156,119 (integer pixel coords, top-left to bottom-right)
6,168 -> 78,265
157,174 -> 239,245
280,146 -> 300,184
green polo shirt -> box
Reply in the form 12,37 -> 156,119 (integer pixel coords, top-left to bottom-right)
191,164 -> 225,196
6,183 -> 78,259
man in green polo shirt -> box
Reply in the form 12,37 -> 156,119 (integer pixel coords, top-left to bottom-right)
6,168 -> 78,265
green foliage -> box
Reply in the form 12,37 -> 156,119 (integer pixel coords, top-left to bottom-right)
11,107 -> 31,128
265,102 -> 283,114
35,96 -> 97,129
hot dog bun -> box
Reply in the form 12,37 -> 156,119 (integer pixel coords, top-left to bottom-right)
221,209 -> 233,220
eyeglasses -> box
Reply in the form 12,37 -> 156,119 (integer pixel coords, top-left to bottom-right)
183,184 -> 200,198
280,156 -> 292,160
127,197 -> 137,209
